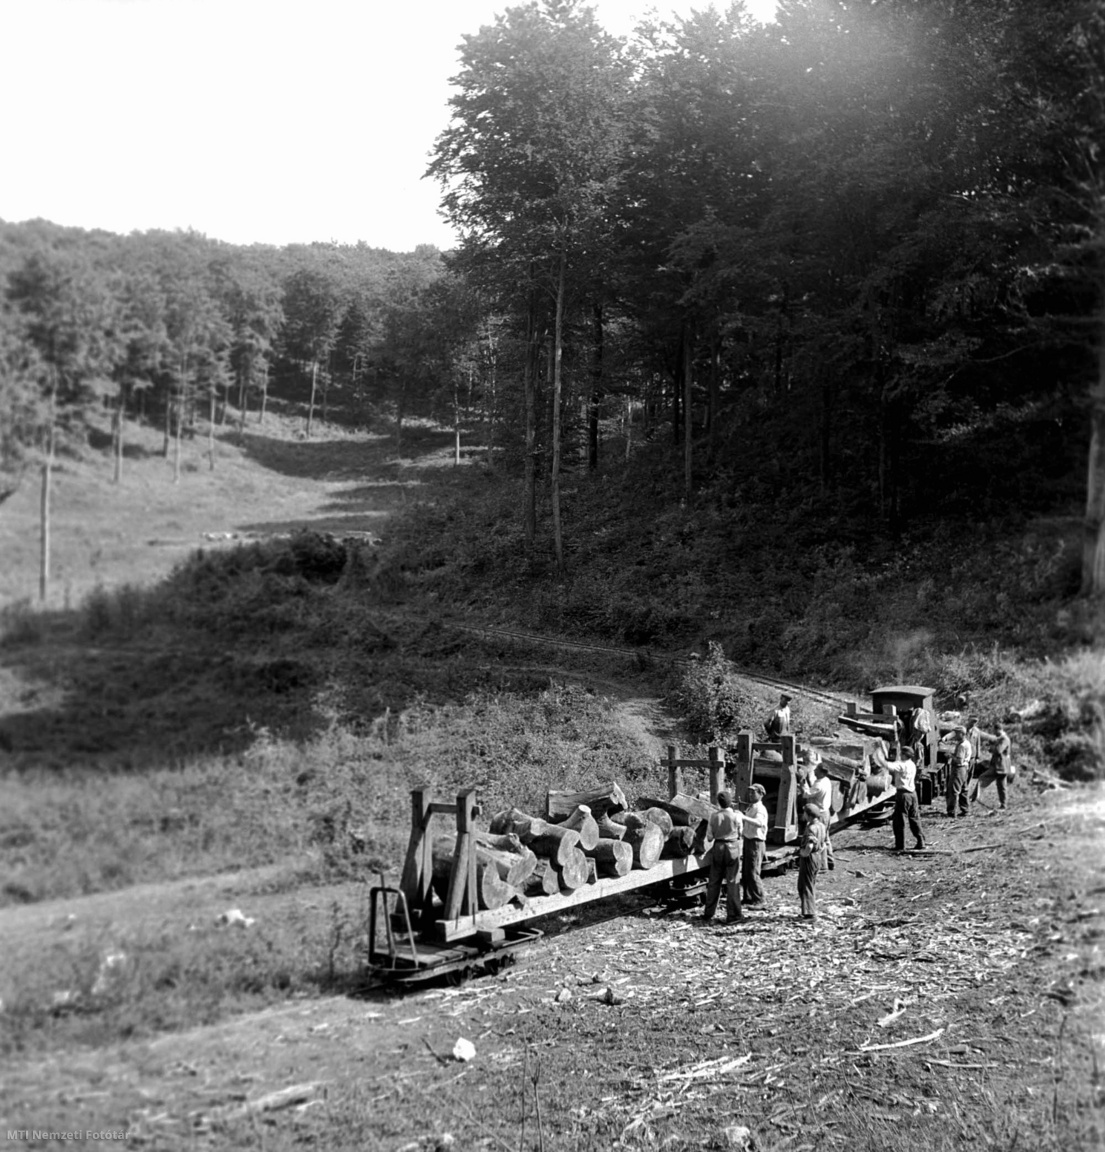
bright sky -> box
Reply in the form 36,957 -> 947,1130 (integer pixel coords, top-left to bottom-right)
1,0 -> 777,253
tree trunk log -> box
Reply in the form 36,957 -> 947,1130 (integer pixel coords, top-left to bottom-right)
638,807 -> 674,837
584,837 -> 633,877
623,822 -> 664,870
490,808 -> 581,867
525,859 -> 560,896
430,836 -> 512,911
596,814 -> 627,840
474,834 -> 537,886
636,793 -> 718,826
555,844 -> 590,890
662,826 -> 697,859
561,805 -> 600,850
546,783 -> 627,821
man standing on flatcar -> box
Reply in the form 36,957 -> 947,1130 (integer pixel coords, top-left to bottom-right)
765,694 -> 792,739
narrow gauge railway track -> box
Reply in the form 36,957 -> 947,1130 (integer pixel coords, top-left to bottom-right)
439,620 -> 851,711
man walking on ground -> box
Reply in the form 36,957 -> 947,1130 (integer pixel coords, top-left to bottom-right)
740,784 -> 769,907
889,742 -> 926,851
702,791 -> 743,924
971,722 -> 1012,809
947,724 -> 972,817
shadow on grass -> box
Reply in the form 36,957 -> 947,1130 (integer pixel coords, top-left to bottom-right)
230,424 -> 455,482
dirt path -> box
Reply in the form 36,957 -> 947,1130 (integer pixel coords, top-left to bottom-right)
2,778 -> 1102,1150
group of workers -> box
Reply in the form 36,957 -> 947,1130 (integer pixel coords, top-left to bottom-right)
698,693 -> 1014,927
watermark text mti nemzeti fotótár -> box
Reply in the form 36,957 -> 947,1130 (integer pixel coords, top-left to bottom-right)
6,1133 -> 131,1142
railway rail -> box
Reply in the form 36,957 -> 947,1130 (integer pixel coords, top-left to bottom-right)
437,620 -> 851,710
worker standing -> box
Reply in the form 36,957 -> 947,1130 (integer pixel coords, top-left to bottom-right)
889,743 -> 926,851
801,752 -> 836,871
946,724 -> 972,817
765,694 -> 792,739
739,784 -> 769,907
965,715 -> 984,776
971,722 -> 1012,809
797,802 -> 828,922
701,790 -> 744,924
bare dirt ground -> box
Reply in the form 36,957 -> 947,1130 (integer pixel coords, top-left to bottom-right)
2,764 -> 1102,1151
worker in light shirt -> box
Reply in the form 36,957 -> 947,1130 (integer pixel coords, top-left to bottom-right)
701,791 -> 744,924
889,742 -> 926,851
800,751 -> 835,871
739,784 -> 769,907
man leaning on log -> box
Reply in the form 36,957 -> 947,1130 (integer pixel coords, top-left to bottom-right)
701,790 -> 744,925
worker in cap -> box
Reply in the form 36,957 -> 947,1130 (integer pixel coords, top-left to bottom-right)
765,693 -> 792,740
797,802 -> 828,922
701,790 -> 743,924
800,753 -> 835,870
970,721 -> 1012,809
947,723 -> 973,818
889,742 -> 926,851
739,784 -> 769,906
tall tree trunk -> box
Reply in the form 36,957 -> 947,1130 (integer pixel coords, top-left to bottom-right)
454,376 -> 462,465
774,280 -> 789,395
306,359 -> 318,438
113,384 -> 125,485
551,247 -> 566,576
1082,330 -> 1105,596
671,332 -> 682,446
707,332 -> 720,463
208,389 -> 217,471
237,360 -> 248,446
174,358 -> 185,484
162,386 -> 171,458
523,290 -> 537,551
259,362 -> 269,425
485,317 -> 497,467
683,324 -> 693,500
39,379 -> 56,603
588,302 -> 602,471
396,381 -> 405,458
624,395 -> 632,463
819,376 -> 833,499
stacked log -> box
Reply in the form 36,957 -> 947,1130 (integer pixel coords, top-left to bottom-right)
637,806 -> 674,837
562,805 -> 600,850
584,837 -> 633,877
474,832 -> 537,886
622,821 -> 664,869
525,859 -> 560,896
662,826 -> 697,859
636,793 -> 717,826
596,814 -> 627,840
546,783 -> 627,822
430,836 -> 512,911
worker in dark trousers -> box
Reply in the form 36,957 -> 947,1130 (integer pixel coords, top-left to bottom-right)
889,743 -> 925,851
797,802 -> 828,922
739,784 -> 769,907
701,790 -> 743,924
972,722 -> 1012,809
946,725 -> 972,817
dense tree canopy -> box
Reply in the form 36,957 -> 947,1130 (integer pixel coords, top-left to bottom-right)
0,0 -> 1100,596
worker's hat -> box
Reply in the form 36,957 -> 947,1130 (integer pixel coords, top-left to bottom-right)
954,724 -> 966,734
747,783 -> 766,798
